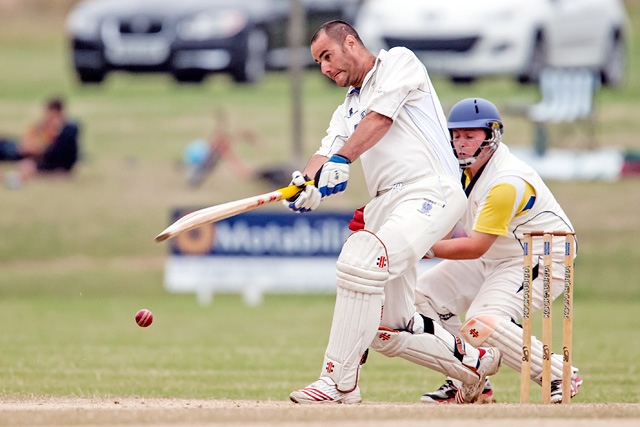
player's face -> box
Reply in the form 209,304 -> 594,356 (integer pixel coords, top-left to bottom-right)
311,32 -> 358,88
451,128 -> 486,157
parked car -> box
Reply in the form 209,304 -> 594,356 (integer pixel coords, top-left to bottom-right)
65,0 -> 361,84
354,0 -> 628,86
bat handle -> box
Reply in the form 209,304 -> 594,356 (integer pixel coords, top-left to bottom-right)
278,179 -> 315,200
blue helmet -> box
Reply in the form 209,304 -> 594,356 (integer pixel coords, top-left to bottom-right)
447,98 -> 503,167
448,98 -> 503,133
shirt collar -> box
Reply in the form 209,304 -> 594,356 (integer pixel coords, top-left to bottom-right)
346,49 -> 388,96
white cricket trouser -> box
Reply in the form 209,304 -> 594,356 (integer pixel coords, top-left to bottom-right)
415,256 -> 567,334
364,175 -> 467,330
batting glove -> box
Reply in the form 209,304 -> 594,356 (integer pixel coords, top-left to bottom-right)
282,171 -> 321,213
315,154 -> 351,198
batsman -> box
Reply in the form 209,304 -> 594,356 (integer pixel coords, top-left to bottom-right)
284,21 -> 502,404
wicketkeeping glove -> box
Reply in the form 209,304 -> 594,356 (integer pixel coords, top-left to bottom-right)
282,171 -> 321,213
348,206 -> 365,231
315,154 -> 351,198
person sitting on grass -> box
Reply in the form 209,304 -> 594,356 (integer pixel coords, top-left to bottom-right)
1,97 -> 80,188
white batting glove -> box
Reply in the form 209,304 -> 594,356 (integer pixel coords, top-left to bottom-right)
282,171 -> 321,213
315,154 -> 351,198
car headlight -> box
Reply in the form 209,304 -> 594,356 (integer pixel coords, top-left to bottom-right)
65,10 -> 100,40
177,10 -> 248,41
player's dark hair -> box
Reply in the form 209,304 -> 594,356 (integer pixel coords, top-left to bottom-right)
311,20 -> 364,46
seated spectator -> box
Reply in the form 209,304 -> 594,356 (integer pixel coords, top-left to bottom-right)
1,97 -> 80,188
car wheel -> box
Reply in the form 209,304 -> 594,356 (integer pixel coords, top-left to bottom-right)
232,28 -> 268,84
601,30 -> 626,87
518,34 -> 546,85
77,68 -> 106,84
173,69 -> 207,84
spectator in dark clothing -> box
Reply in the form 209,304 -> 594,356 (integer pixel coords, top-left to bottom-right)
36,121 -> 79,172
2,97 -> 80,188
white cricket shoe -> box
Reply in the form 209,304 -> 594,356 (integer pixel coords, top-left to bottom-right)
457,347 -> 502,404
290,377 -> 362,404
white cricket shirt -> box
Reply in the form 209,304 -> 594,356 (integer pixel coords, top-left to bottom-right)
315,47 -> 459,198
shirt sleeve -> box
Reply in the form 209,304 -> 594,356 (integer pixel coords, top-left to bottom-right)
474,174 -> 533,236
363,48 -> 428,120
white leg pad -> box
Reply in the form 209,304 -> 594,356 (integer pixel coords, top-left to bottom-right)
460,314 -> 567,385
323,231 -> 388,392
370,329 -> 480,384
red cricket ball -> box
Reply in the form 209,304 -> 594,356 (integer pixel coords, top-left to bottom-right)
135,309 -> 153,327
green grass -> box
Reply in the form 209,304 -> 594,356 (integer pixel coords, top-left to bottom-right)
0,293 -> 637,403
0,0 -> 639,404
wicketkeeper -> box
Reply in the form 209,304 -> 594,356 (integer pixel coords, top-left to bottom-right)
352,98 -> 582,403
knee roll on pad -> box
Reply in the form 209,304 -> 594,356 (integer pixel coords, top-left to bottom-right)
370,328 -> 407,357
460,314 -> 502,348
336,230 -> 389,294
461,314 -> 566,384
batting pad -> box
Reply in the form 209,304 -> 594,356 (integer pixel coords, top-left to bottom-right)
461,314 -> 567,385
370,328 -> 481,384
323,231 -> 388,392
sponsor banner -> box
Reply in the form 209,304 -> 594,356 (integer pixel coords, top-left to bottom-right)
169,210 -> 353,257
164,209 -> 439,305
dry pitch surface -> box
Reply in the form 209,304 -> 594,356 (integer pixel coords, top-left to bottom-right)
1,397 -> 639,427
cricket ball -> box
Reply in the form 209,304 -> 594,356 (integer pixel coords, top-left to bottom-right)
135,309 -> 153,327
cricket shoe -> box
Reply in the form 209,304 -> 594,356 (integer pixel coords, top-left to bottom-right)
550,369 -> 583,403
421,378 -> 495,404
456,347 -> 502,404
290,377 -> 362,404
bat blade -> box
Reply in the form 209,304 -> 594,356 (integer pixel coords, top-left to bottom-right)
155,180 -> 313,242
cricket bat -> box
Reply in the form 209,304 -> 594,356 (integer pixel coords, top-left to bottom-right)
155,180 -> 314,242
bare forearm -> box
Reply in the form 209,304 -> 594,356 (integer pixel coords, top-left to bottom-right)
430,232 -> 499,260
302,154 -> 329,178
336,112 -> 393,161
431,239 -> 482,260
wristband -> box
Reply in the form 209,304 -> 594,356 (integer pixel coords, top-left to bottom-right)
329,154 -> 352,164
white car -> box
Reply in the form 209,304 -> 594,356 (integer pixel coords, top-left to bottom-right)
355,0 -> 628,86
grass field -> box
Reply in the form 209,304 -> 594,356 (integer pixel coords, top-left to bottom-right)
1,1 -> 640,424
